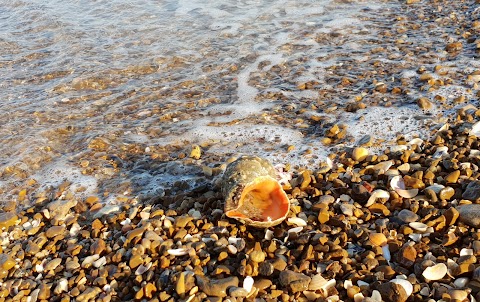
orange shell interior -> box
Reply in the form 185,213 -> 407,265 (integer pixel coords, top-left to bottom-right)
226,177 -> 289,222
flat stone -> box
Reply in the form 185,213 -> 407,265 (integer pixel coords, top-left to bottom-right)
445,170 -> 460,184
279,270 -> 311,293
228,286 -> 249,297
47,199 -> 77,221
463,181 -> 480,201
45,226 -> 66,238
44,258 -> 62,271
0,254 -> 15,270
0,212 -> 18,229
76,287 -> 102,302
397,209 -> 419,223
195,275 -> 239,297
444,208 -> 459,226
90,239 -> 106,255
458,204 -> 480,228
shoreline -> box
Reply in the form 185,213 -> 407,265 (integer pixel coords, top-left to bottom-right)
2,118 -> 480,301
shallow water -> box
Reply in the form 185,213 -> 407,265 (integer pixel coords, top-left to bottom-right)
1,0 -> 479,206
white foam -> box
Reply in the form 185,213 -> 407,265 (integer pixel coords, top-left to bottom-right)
32,159 -> 98,199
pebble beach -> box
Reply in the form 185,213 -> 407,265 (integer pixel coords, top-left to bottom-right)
2,0 -> 480,301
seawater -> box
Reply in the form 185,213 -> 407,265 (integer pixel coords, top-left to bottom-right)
0,0 -> 478,205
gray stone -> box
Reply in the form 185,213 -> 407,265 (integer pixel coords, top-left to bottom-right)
458,204 -> 480,228
463,181 -> 480,201
397,209 -> 419,223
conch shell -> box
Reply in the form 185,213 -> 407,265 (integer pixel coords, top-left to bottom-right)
222,156 -> 290,228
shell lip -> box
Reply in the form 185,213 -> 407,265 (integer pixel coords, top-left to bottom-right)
225,175 -> 290,228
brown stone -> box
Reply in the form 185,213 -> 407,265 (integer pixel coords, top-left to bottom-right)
0,212 -> 18,229
397,245 -> 417,267
444,207 -> 459,226
444,170 -> 460,184
45,226 -> 66,238
377,282 -> 408,302
195,275 -> 239,297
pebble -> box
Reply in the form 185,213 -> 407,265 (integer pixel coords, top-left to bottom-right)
438,187 -> 455,201
397,245 -> 417,267
462,181 -> 480,201
444,170 -> 460,184
195,275 -> 239,297
0,254 -> 15,270
417,97 -> 433,110
397,209 -> 419,223
279,270 -> 311,293
45,225 -> 66,238
0,212 -> 18,229
352,147 -> 369,161
458,204 -> 480,228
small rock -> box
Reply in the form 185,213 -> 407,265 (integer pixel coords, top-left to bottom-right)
44,258 -> 62,271
417,98 -> 433,110
45,226 -> 66,238
190,145 -> 201,159
397,245 -> 417,267
76,287 -> 102,302
47,199 -> 77,221
462,181 -> 480,201
458,204 -> 480,228
0,212 -> 18,229
444,170 -> 460,184
352,147 -> 369,161
279,270 -> 311,293
0,254 -> 15,270
444,207 -> 459,225
397,209 -> 419,223
259,262 -> 274,276
228,286 -> 249,297
439,187 -> 455,201
377,282 -> 408,302
195,275 -> 239,297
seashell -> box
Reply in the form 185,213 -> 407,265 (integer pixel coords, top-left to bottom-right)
265,229 -> 274,240
344,280 -> 353,290
449,289 -> 469,301
372,160 -> 394,174
439,123 -> 449,132
308,274 -> 328,290
302,291 -> 321,300
353,293 -> 365,302
135,262 -> 152,275
365,189 -> 390,207
288,226 -> 303,234
371,290 -> 382,301
243,276 -> 254,293
470,149 -> 480,157
222,156 -> 290,228
408,138 -> 424,147
433,146 -> 449,159
422,263 -> 447,280
409,222 -> 428,233
460,248 -> 474,256
425,184 -> 445,193
287,217 -> 307,227
470,121 -> 480,137
409,233 -> 422,242
390,279 -> 413,297
369,232 -> 387,247
390,176 -> 418,198
390,145 -> 408,153
167,248 -> 189,256
93,256 -> 107,268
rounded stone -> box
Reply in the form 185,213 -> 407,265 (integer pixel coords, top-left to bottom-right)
458,204 -> 480,228
0,212 -> 18,229
279,270 -> 311,293
352,147 -> 369,162
439,187 -> 455,201
397,209 -> 419,223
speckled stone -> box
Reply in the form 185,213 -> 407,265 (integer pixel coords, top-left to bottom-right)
463,181 -> 480,201
458,204 -> 480,228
